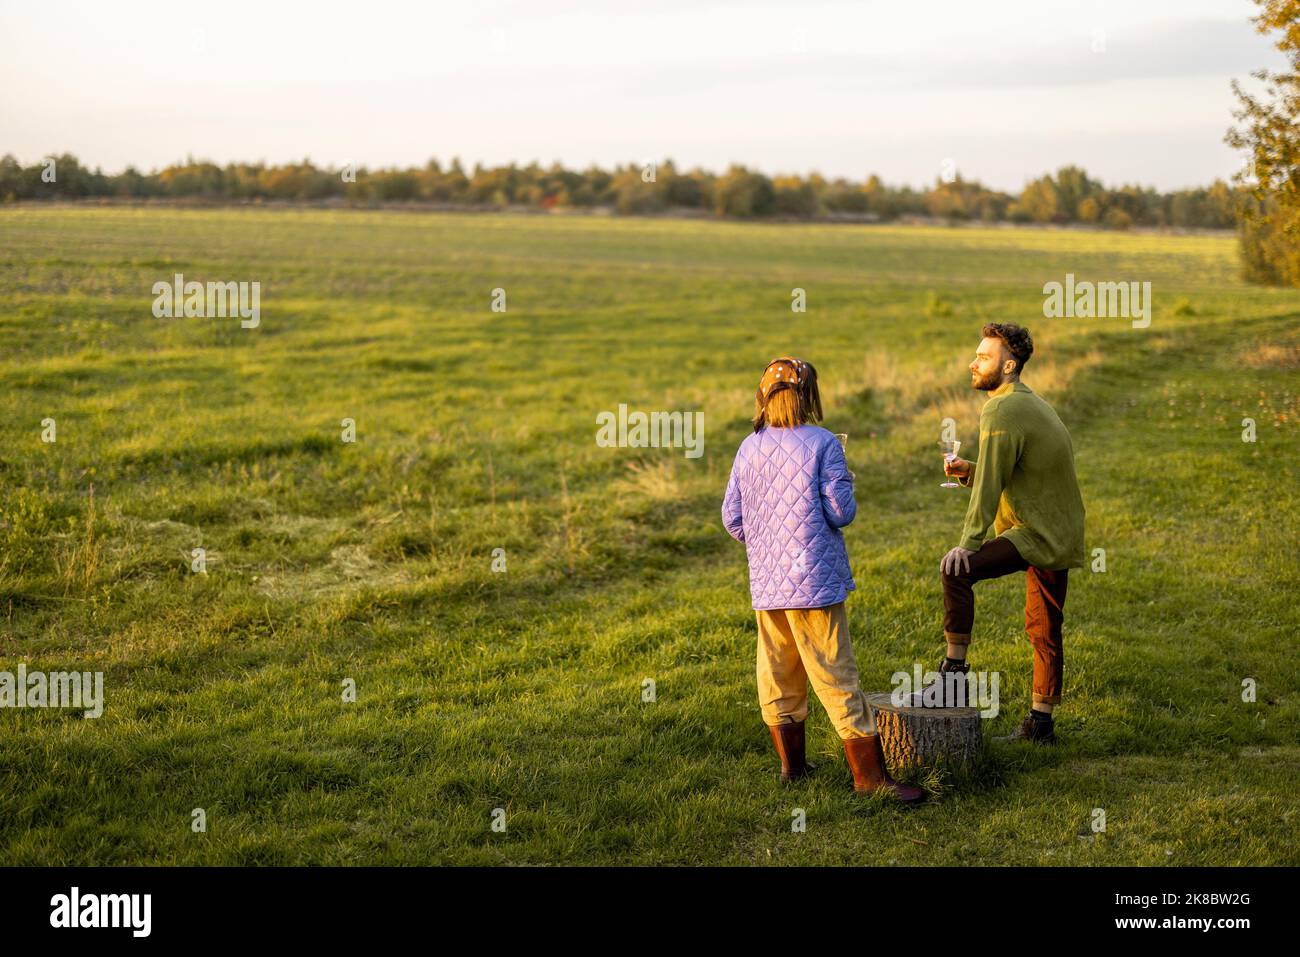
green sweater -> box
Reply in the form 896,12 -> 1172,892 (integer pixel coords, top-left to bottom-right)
957,380 -> 1086,570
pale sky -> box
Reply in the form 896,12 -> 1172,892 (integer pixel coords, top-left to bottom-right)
0,0 -> 1285,192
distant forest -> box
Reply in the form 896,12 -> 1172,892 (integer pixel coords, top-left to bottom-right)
1,154 -> 1241,230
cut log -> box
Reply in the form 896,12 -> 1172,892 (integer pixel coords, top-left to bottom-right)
865,692 -> 982,770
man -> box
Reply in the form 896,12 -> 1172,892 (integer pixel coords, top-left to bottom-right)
937,323 -> 1085,743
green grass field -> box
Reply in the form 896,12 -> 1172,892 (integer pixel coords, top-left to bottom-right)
1,207 -> 1297,865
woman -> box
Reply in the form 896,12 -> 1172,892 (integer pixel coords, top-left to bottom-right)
721,356 -> 924,804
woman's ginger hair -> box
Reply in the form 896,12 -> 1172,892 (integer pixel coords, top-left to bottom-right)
752,358 -> 823,431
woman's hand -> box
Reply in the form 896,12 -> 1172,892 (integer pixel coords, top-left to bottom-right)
943,455 -> 971,478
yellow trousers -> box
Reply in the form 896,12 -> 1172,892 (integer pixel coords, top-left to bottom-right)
756,601 -> 875,738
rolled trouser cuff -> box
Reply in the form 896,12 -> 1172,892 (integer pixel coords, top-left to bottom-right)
762,706 -> 809,725
944,631 -> 972,646
1031,692 -> 1061,706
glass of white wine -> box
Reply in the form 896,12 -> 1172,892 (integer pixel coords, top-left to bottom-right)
938,439 -> 962,488
835,434 -> 855,480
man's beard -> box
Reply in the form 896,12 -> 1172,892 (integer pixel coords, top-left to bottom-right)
971,367 -> 1004,391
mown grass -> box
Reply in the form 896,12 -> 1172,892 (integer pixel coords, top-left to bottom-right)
0,207 -> 1296,865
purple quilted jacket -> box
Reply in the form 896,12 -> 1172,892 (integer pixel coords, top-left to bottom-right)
721,424 -> 857,611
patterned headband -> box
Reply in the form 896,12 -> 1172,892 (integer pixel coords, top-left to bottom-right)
757,356 -> 809,404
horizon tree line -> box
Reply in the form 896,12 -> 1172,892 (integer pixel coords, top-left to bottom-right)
0,152 -> 1243,235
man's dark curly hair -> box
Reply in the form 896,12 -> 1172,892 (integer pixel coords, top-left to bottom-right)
982,322 -> 1033,374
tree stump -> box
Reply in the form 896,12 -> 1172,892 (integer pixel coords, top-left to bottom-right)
865,692 -> 982,770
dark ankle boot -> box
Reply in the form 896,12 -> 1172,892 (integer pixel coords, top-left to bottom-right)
908,656 -> 971,708
842,734 -> 926,804
769,721 -> 815,781
933,655 -> 971,707
995,710 -> 1057,744
939,655 -> 970,677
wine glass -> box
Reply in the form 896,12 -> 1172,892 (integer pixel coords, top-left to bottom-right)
835,434 -> 855,480
938,439 -> 962,488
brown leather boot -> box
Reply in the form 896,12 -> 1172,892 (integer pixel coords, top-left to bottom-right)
994,710 -> 1057,744
769,721 -> 816,781
842,734 -> 926,804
